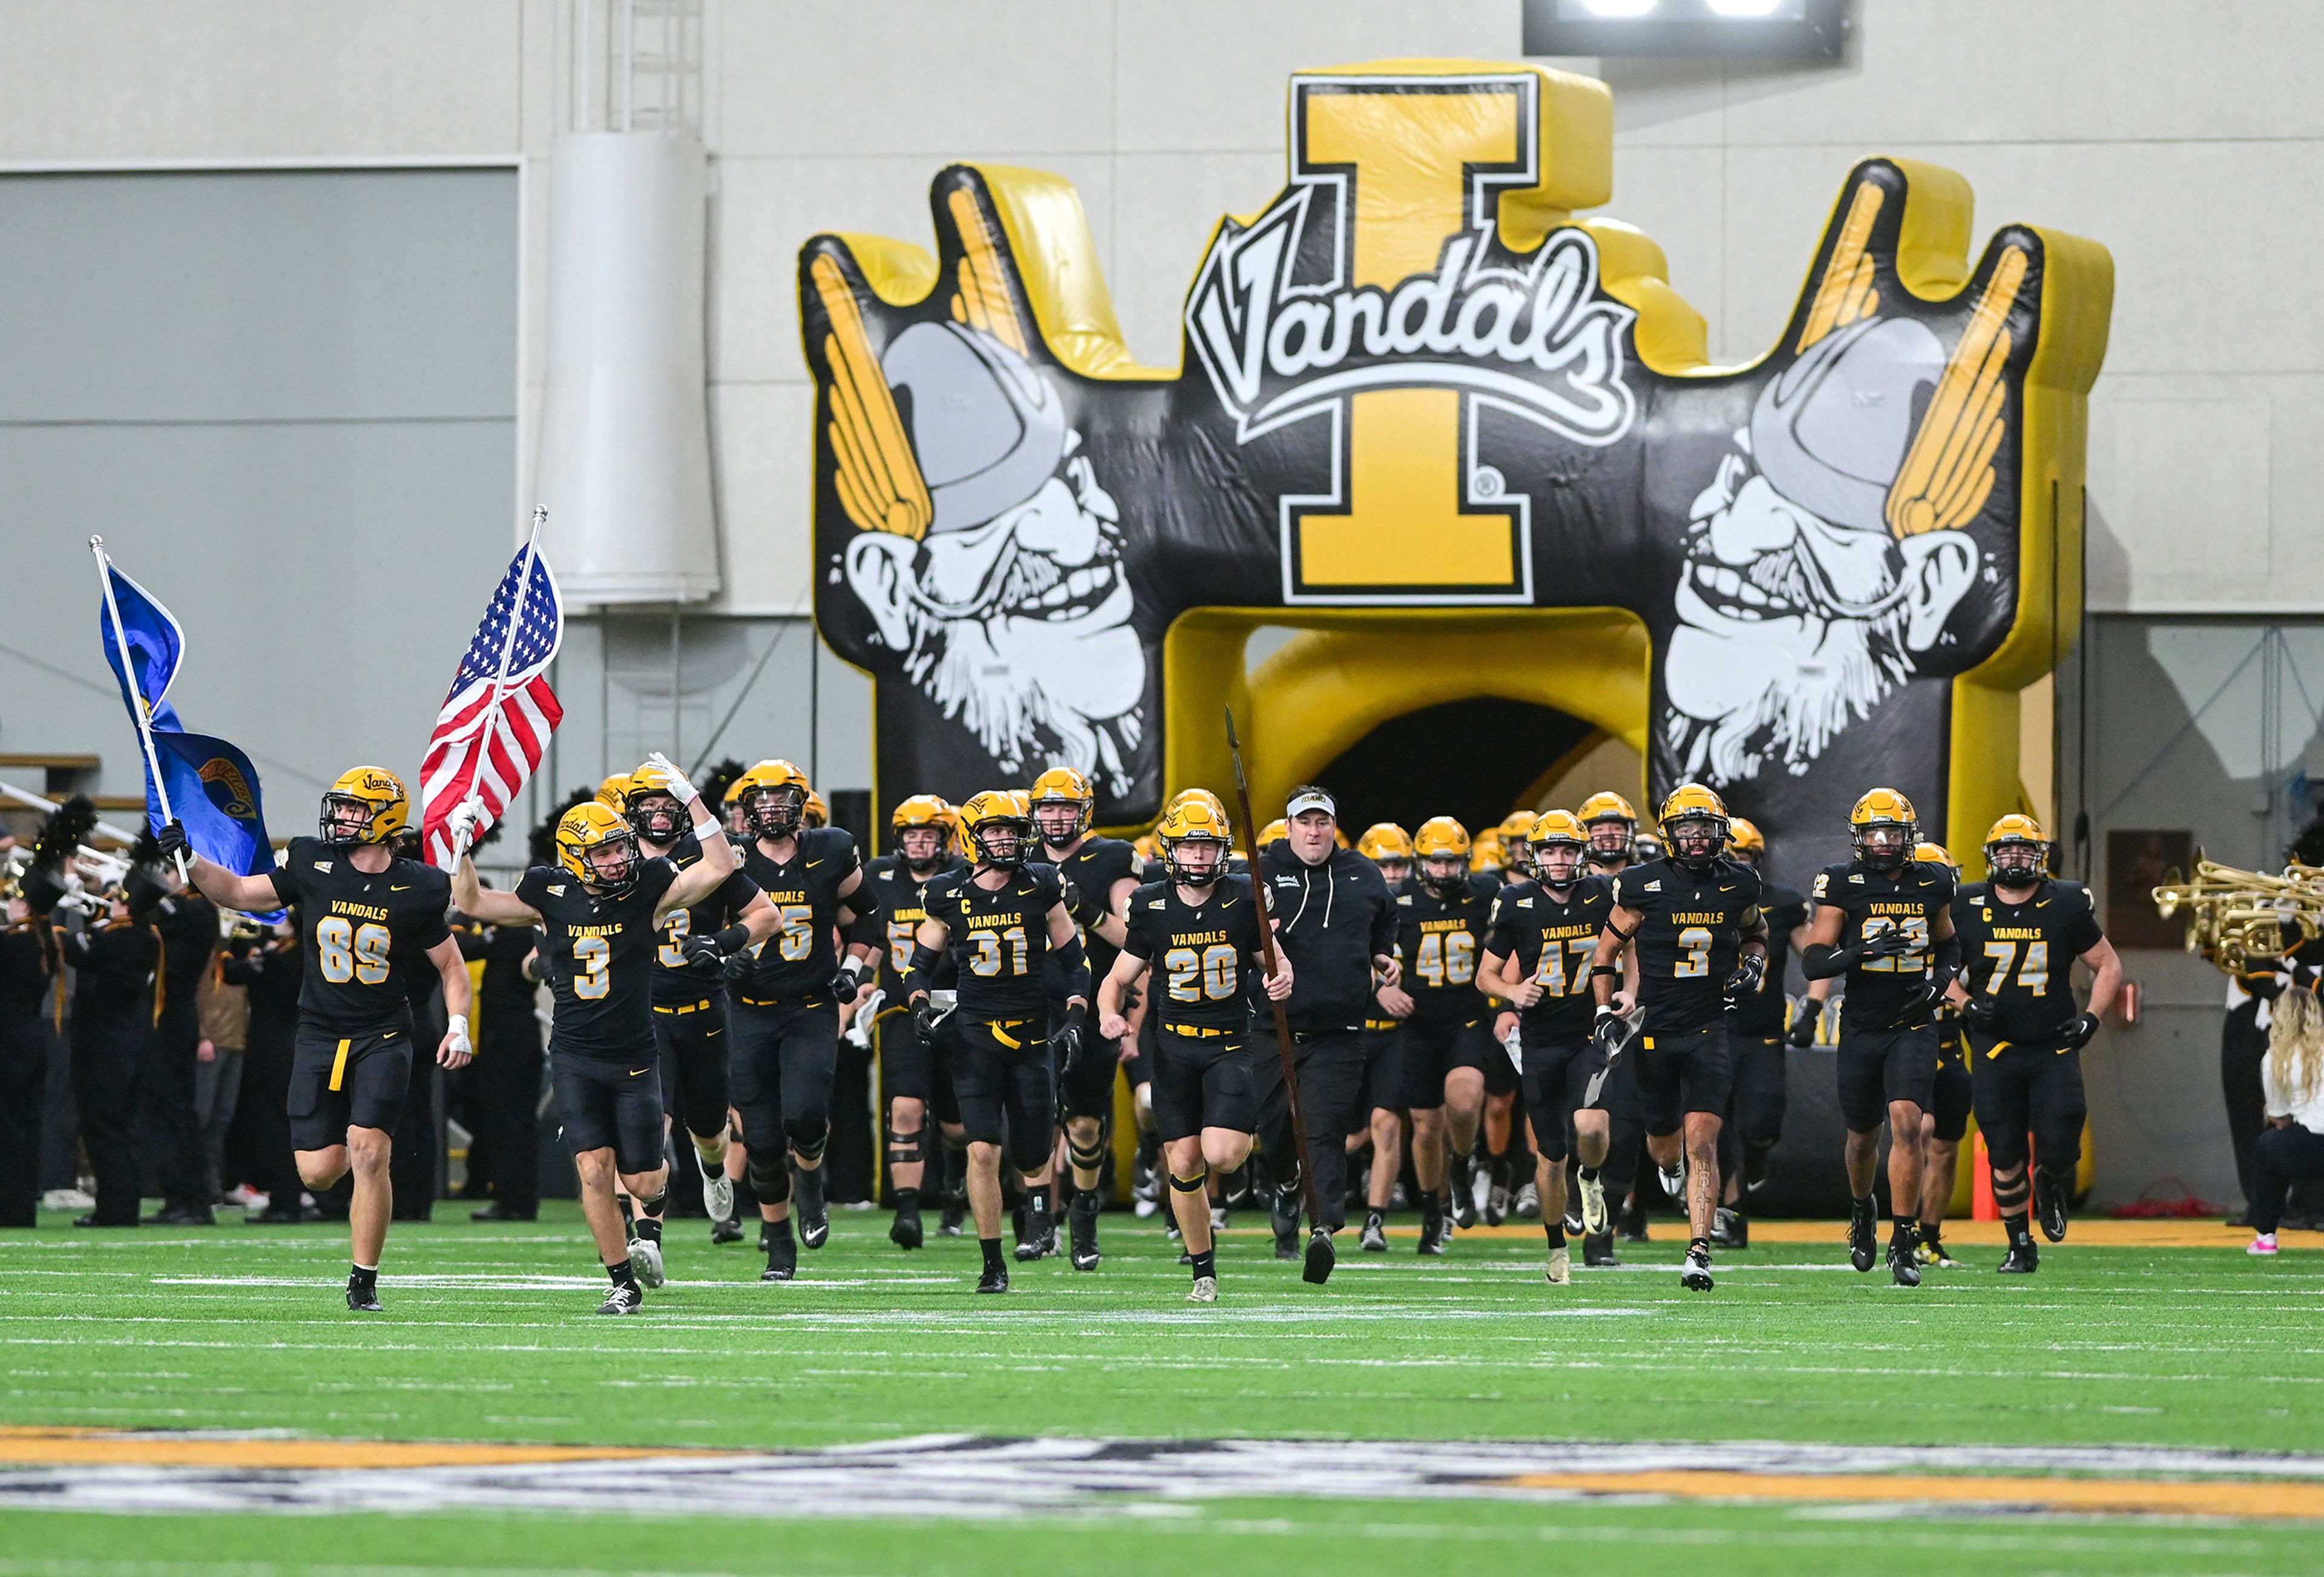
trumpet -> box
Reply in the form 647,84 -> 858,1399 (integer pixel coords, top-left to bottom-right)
2152,857 -> 2324,973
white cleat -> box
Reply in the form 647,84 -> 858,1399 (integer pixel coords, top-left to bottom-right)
1513,1182 -> 1540,1220
627,1237 -> 666,1289
701,1159 -> 734,1224
1658,1157 -> 1686,1200
1186,1275 -> 1218,1303
1545,1246 -> 1572,1285
1578,1173 -> 1609,1237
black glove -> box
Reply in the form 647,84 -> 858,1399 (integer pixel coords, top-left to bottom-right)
1055,1001 -> 1088,1075
830,958 -> 867,1001
1858,924 -> 1912,961
1722,953 -> 1765,1007
1965,994 -> 2000,1033
683,933 -> 728,969
1590,1008 -> 1626,1061
2061,1010 -> 2101,1050
1787,1007 -> 1819,1049
911,995 -> 940,1036
154,819 -> 189,861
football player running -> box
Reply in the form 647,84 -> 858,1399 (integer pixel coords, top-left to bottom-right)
1480,810 -> 1620,1283
1800,789 -> 1960,1286
1947,815 -> 2121,1272
1713,817 -> 1811,1249
450,756 -> 741,1312
163,768 -> 473,1312
908,792 -> 1092,1292
1590,785 -> 1768,1291
1100,799 -> 1292,1301
864,795 -> 966,1251
1914,841 -> 1974,1268
621,763 -> 778,1277
1028,767 -> 1135,1271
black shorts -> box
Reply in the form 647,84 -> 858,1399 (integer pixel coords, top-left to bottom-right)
1837,1022 -> 1938,1131
287,1024 -> 412,1151
652,992 -> 730,1139
729,996 -> 841,1153
1359,1026 -> 1402,1115
878,1009 -> 945,1104
953,1015 -> 1055,1173
1400,1015 -> 1493,1109
1054,1011 -> 1123,1122
1969,1036 -> 2087,1176
1518,1035 -> 1604,1162
1635,1024 -> 1732,1136
1931,1027 -> 1973,1143
1149,1026 -> 1253,1141
553,1049 -> 668,1175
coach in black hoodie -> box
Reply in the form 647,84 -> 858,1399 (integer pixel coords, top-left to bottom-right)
1250,786 -> 1400,1256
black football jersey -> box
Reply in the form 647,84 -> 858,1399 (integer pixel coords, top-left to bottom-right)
1396,874 -> 1497,1024
1122,875 -> 1267,1033
1611,856 -> 1764,1034
517,858 -> 678,1059
1730,880 -> 1807,1035
1811,860 -> 1957,1030
734,827 -> 864,1001
268,837 -> 453,1033
923,864 -> 1064,1020
1952,878 -> 2104,1046
649,832 -> 761,1004
1485,874 -> 1614,1041
0,920 -> 53,1020
1053,835 -> 1139,981
865,853 -> 965,991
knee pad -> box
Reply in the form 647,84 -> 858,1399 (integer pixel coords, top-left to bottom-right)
1068,1117 -> 1110,1172
1169,1170 -> 1207,1194
1991,1169 -> 2029,1210
886,1127 -> 924,1168
786,1124 -> 829,1165
634,1190 -> 667,1219
748,1153 -> 792,1204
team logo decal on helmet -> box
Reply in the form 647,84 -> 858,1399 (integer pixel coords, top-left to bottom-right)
556,800 -> 641,895
1158,797 -> 1233,888
958,790 -> 1034,871
1031,766 -> 1097,844
1658,782 -> 1731,873
1413,817 -> 1473,897
1849,786 -> 1919,872
320,766 -> 409,848
1982,813 -> 2049,883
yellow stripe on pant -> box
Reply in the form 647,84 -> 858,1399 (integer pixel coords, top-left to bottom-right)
329,1038 -> 350,1091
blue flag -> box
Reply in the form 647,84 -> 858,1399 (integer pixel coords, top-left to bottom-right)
95,555 -> 278,904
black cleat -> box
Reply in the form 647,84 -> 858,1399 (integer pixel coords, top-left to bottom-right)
345,1282 -> 382,1314
794,1166 -> 830,1249
1680,1243 -> 1714,1291
1712,1207 -> 1748,1250
975,1263 -> 1009,1294
939,1194 -> 966,1237
1998,1239 -> 2040,1274
2034,1167 -> 2070,1243
1618,1196 -> 1650,1243
710,1211 -> 743,1245
761,1234 -> 798,1282
1562,1202 -> 1584,1239
1302,1226 -> 1336,1285
1417,1205 -> 1448,1257
1068,1193 -> 1101,1272
1449,1157 -> 1479,1230
1271,1185 -> 1300,1261
757,1220 -> 773,1254
1888,1235 -> 1922,1287
597,1282 -> 643,1314
889,1198 -> 924,1251
1582,1230 -> 1621,1268
1848,1196 -> 1877,1272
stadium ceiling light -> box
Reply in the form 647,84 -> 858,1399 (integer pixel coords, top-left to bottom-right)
1526,0 -> 1841,58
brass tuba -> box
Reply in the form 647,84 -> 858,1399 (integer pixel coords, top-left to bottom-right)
2153,857 -> 2324,973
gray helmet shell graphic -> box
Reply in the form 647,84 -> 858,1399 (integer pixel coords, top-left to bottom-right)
1749,315 -> 1946,535
881,321 -> 1066,533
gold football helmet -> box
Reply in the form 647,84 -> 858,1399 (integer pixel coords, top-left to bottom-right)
1850,787 -> 1919,871
1164,787 -> 1230,827
619,763 -> 689,844
1528,809 -> 1589,885
1727,815 -> 1767,861
1158,797 -> 1233,887
1031,766 -> 1097,843
1258,818 -> 1288,848
1357,823 -> 1414,863
735,760 -> 813,840
957,789 -> 1033,870
597,774 -> 632,811
1983,813 -> 2050,883
556,799 -> 640,893
891,793 -> 951,832
1658,783 -> 1730,872
891,792 -> 953,872
1578,791 -> 1636,858
803,790 -> 830,829
320,766 -> 409,847
1914,839 -> 1958,873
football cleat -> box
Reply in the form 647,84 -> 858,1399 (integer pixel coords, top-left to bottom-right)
2034,1167 -> 2070,1243
1681,1244 -> 1715,1291
1485,1178 -> 1511,1226
757,1220 -> 772,1254
1582,1231 -> 1620,1268
1302,1226 -> 1336,1285
1578,1173 -> 1609,1236
710,1212 -> 743,1246
889,1198 -> 924,1251
1187,1274 -> 1218,1304
1360,1213 -> 1389,1254
1657,1156 -> 1686,1200
761,1235 -> 798,1282
1848,1197 -> 1878,1272
1919,1233 -> 1959,1268
1449,1158 -> 1479,1229
1618,1194 -> 1650,1242
701,1163 -> 734,1225
1997,1240 -> 2040,1274
345,1282 -> 382,1314
1545,1246 -> 1572,1286
795,1167 -> 830,1249
1562,1199 -> 1584,1238
598,1282 -> 644,1314
975,1264 -> 1010,1295
1711,1207 -> 1748,1250
1888,1236 -> 1922,1288
1418,1215 -> 1448,1258
627,1237 -> 666,1289
1069,1193 -> 1101,1272
939,1194 -> 966,1236
1271,1185 -> 1300,1260
1514,1182 -> 1540,1220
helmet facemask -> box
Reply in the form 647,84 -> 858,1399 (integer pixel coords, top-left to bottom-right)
1667,815 -> 1724,872
1856,822 -> 1913,873
1587,819 -> 1632,859
747,785 -> 805,841
1420,853 -> 1468,899
1032,797 -> 1089,850
973,817 -> 1030,871
1987,838 -> 2046,885
320,792 -> 384,847
1535,840 -> 1585,888
574,827 -> 640,895
898,825 -> 946,875
628,791 -> 685,847
1166,832 -> 1227,889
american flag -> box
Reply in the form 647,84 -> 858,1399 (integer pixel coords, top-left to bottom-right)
420,540 -> 564,869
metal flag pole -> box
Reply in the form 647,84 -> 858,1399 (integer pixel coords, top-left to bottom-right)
1224,703 -> 1332,1286
462,506 -> 548,832
89,536 -> 189,883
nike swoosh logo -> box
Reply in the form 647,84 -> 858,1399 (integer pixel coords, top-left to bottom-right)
629,1068 -> 649,1077
381,1031 -> 398,1040
807,860 -> 824,868
2037,900 -> 2052,907
391,885 -> 412,892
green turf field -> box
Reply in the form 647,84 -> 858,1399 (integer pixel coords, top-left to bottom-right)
2,1202 -> 2319,1575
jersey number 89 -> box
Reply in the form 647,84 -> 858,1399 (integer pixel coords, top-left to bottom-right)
316,916 -> 390,986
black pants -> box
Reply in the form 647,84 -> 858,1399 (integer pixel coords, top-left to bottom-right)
654,994 -> 732,1142
953,1015 -> 1057,1174
470,1004 -> 543,1215
390,1058 -> 439,1221
2252,1122 -> 2324,1234
1249,1028 -> 1367,1233
71,1013 -> 150,1225
238,1029 -> 301,1206
1719,1029 -> 1787,1183
0,1015 -> 45,1226
730,997 -> 840,1162
1969,1037 -> 2087,1177
2221,1001 -> 2270,1211
137,1005 -> 204,1211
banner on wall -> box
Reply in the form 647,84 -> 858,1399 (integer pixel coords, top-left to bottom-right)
798,59 -> 2113,871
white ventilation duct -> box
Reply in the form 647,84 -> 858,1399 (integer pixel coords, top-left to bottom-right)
534,130 -> 718,605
